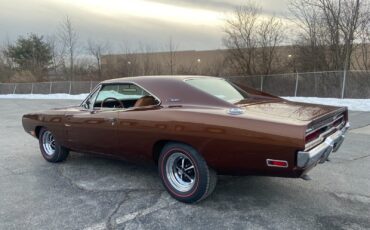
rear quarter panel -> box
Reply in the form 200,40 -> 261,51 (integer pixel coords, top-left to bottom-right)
117,107 -> 307,177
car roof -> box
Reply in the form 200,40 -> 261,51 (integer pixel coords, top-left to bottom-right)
100,75 -> 235,108
101,75 -> 209,84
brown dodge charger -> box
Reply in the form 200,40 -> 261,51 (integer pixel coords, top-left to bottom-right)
22,75 -> 349,203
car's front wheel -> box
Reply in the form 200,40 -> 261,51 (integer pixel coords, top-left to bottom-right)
158,142 -> 217,203
39,127 -> 69,163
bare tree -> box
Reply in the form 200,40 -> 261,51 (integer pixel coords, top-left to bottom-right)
289,0 -> 329,71
257,16 -> 285,74
59,16 -> 78,81
343,0 -> 370,71
223,3 -> 260,75
318,0 -> 365,71
354,18 -> 370,70
46,35 -> 65,78
166,37 -> 178,75
138,43 -> 157,75
289,0 -> 369,71
87,39 -> 109,79
223,1 -> 285,75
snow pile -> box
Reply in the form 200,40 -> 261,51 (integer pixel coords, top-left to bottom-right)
0,93 -> 88,100
284,97 -> 370,112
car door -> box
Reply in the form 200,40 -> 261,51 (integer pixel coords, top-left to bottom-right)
65,85 -> 120,155
65,109 -> 119,155
112,83 -> 162,162
115,106 -> 162,162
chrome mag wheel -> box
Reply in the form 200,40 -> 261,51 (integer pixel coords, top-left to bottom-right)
165,152 -> 196,192
42,130 -> 56,156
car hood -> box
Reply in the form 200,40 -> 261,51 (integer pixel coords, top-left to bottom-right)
237,99 -> 344,121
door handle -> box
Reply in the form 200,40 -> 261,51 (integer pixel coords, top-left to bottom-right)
64,115 -> 73,127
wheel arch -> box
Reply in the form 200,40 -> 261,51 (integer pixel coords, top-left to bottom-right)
152,140 -> 197,165
35,126 -> 44,138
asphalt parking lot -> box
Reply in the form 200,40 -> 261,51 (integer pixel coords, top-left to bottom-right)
1,99 -> 370,230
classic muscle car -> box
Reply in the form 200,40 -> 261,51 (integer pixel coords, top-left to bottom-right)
22,75 -> 349,203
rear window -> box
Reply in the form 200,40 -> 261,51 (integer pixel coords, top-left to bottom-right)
185,78 -> 248,103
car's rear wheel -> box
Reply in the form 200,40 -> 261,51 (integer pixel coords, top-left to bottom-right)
39,128 -> 69,163
158,142 -> 217,203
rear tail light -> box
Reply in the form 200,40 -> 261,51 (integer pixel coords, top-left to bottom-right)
305,130 -> 321,143
266,159 -> 288,168
306,117 -> 344,144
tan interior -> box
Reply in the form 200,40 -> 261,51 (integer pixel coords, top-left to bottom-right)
134,96 -> 157,107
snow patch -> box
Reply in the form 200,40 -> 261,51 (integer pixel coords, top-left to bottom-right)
0,93 -> 88,100
284,97 -> 370,112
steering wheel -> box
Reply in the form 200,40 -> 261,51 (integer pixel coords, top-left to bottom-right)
101,97 -> 124,108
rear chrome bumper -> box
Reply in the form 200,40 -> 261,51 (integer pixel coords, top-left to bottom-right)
297,122 -> 350,168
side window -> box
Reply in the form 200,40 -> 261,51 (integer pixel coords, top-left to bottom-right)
95,83 -> 156,109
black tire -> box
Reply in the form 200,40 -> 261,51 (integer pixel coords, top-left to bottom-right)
38,127 -> 69,163
158,142 -> 217,203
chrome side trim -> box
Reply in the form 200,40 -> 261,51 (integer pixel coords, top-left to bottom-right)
297,122 -> 350,168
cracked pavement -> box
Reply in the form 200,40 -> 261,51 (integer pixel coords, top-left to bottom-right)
1,99 -> 370,230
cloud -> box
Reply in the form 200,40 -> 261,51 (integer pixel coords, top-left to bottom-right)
0,0 -> 290,51
150,0 -> 289,16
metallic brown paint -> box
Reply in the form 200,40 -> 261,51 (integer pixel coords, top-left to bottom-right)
22,76 -> 348,178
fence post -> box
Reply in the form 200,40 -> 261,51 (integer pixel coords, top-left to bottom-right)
314,72 -> 317,97
31,83 -> 34,94
49,82 -> 53,94
294,72 -> 299,97
341,70 -> 347,99
68,81 -> 72,95
13,84 -> 17,94
260,76 -> 264,91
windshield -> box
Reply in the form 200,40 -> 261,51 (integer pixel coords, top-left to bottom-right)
185,78 -> 248,103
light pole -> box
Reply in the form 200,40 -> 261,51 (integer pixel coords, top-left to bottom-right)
287,54 -> 296,73
127,61 -> 131,76
197,58 -> 201,75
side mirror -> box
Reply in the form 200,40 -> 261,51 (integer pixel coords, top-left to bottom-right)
83,100 -> 91,109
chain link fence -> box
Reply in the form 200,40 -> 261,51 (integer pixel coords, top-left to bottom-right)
229,70 -> 370,99
0,81 -> 100,95
0,71 -> 369,98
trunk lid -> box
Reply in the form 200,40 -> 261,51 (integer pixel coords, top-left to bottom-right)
236,98 -> 345,122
